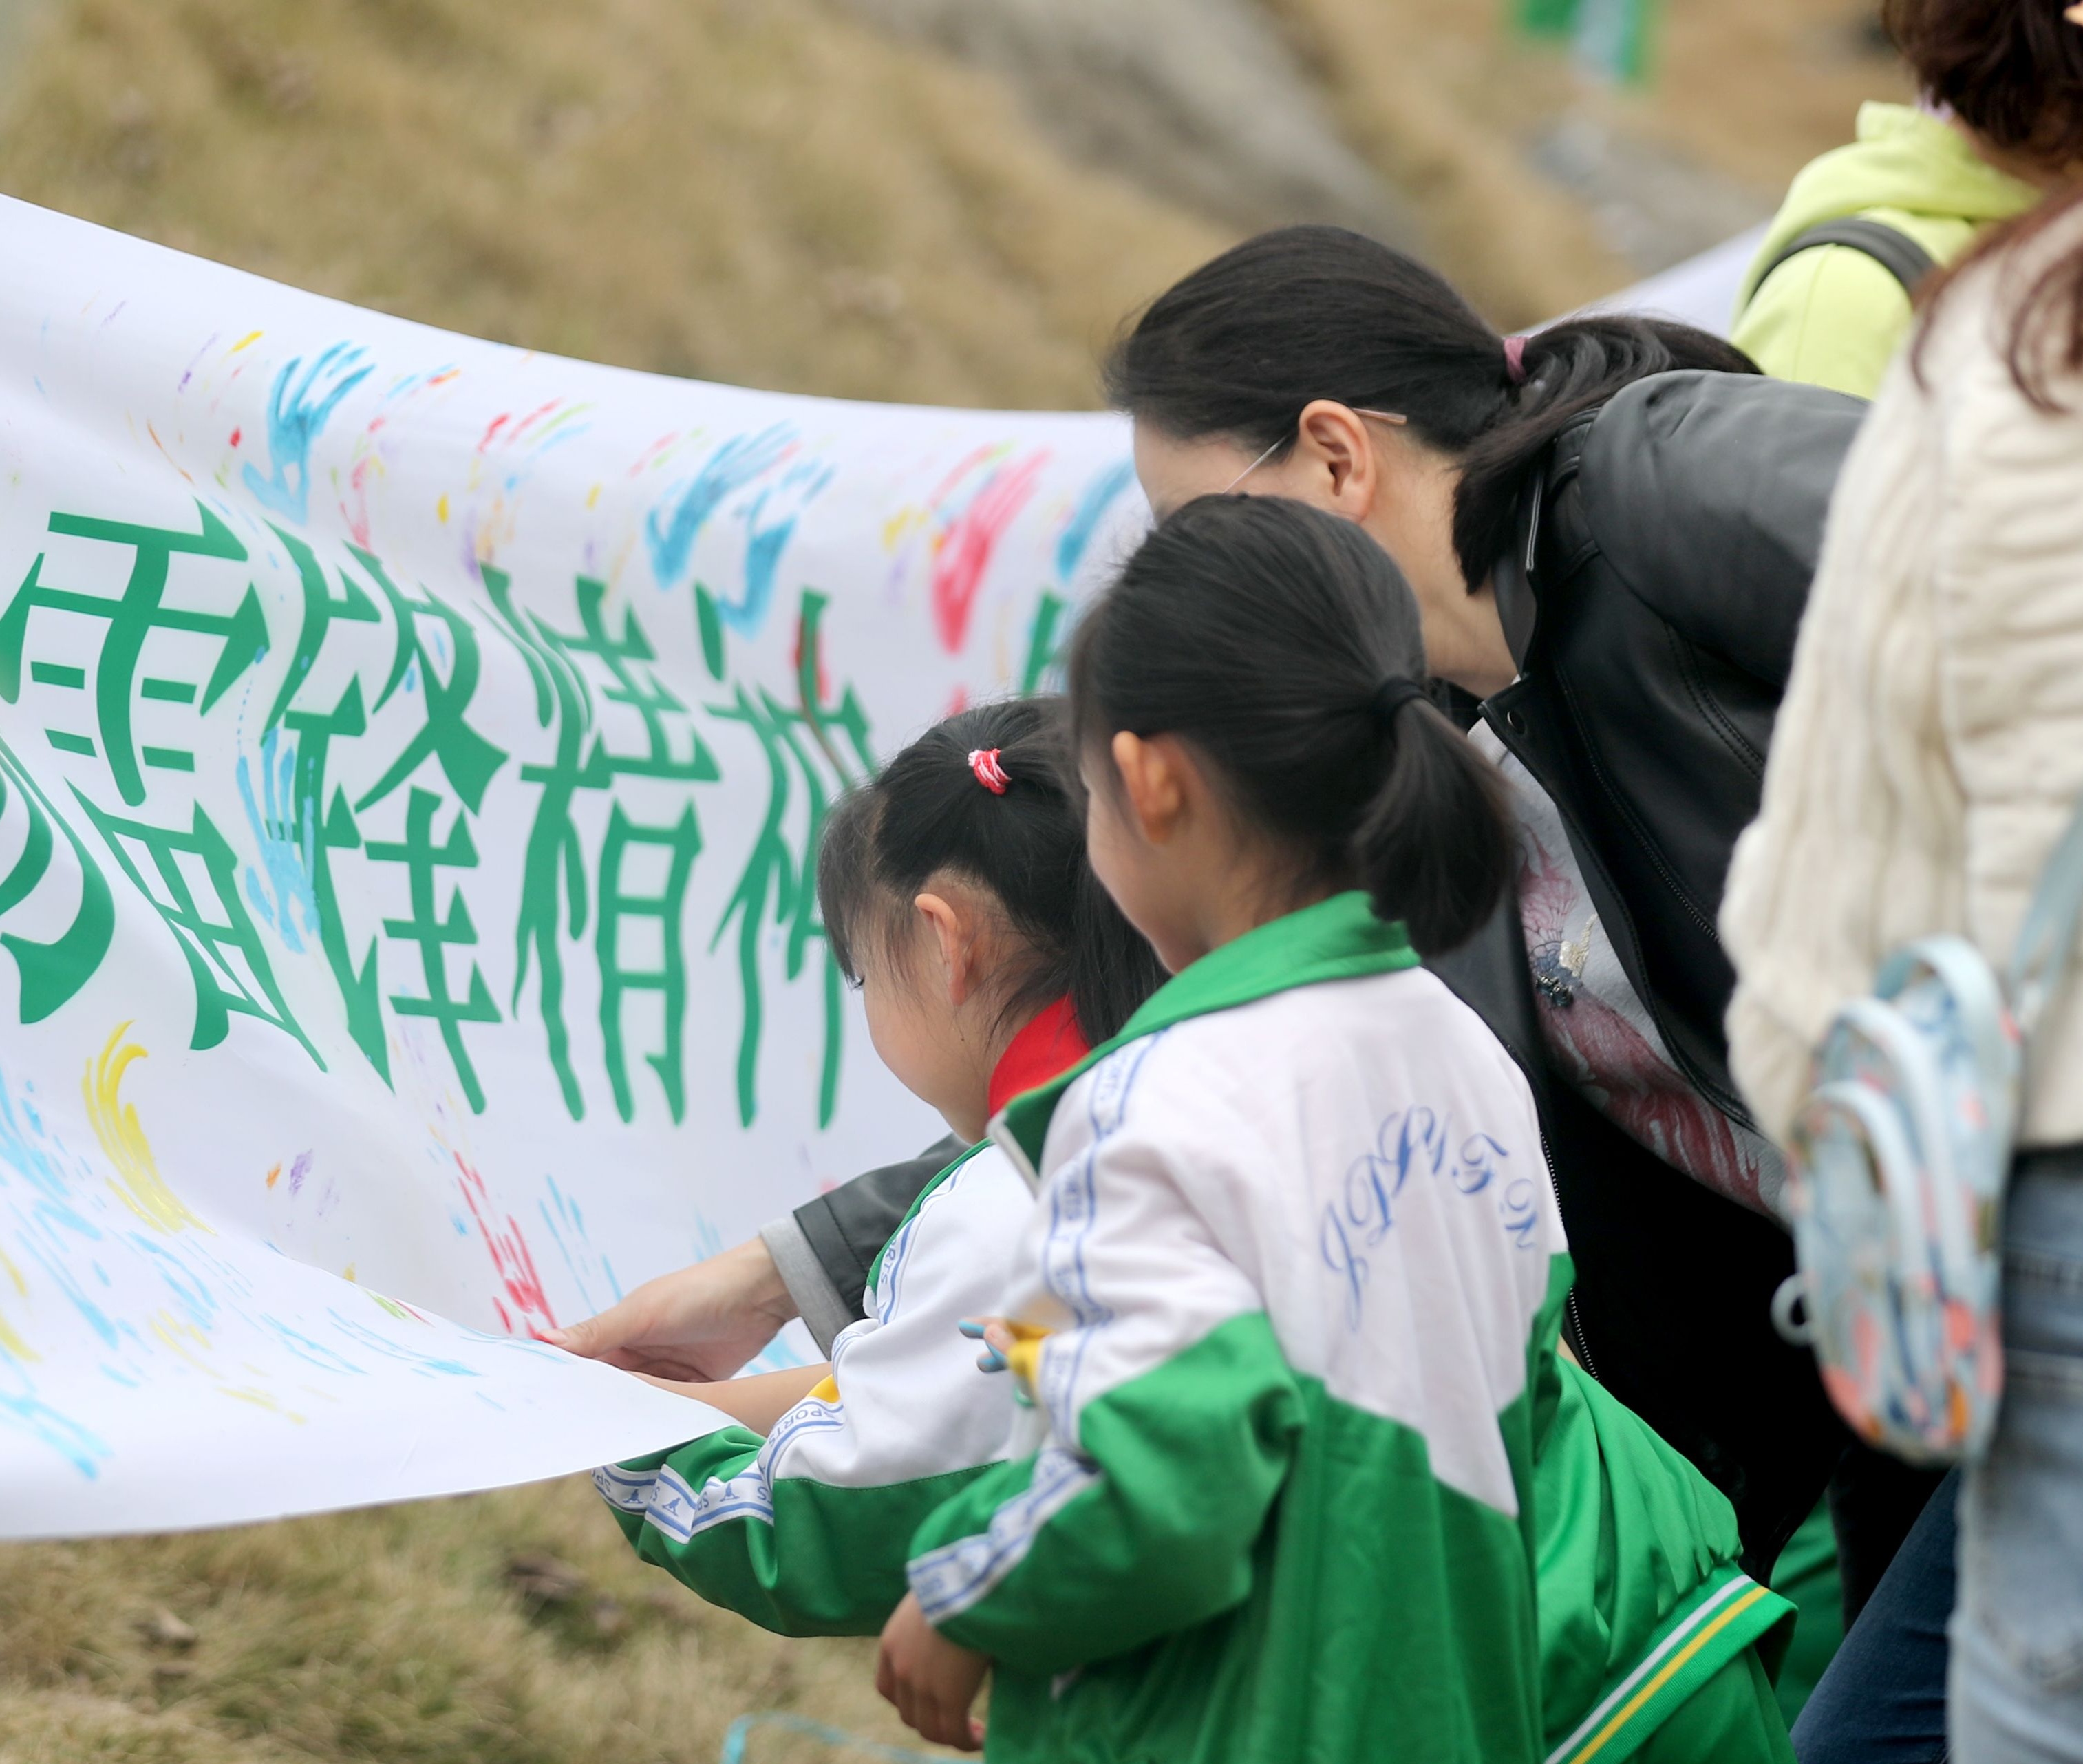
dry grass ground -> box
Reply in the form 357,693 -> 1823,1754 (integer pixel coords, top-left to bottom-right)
0,1476 -> 948,1764
1275,0 -> 1912,328
0,0 -> 1231,407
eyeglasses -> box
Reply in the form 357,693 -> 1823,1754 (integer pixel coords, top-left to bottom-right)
1221,407 -> 1409,493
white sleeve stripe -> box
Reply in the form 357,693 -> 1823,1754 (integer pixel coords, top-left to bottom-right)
592,1398 -> 851,1547
906,1446 -> 1100,1623
877,1153 -> 982,1324
636,1464 -> 705,1542
591,1463 -> 653,1513
1034,1037 -> 1160,1439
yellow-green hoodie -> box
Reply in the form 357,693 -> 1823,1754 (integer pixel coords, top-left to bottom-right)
1731,102 -> 2036,398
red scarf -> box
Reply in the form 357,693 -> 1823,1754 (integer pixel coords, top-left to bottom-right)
986,995 -> 1089,1119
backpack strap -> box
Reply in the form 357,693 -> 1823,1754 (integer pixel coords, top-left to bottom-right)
1747,217 -> 1938,309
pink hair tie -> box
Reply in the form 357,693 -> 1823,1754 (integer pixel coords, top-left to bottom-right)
1504,334 -> 1528,386
968,748 -> 1010,795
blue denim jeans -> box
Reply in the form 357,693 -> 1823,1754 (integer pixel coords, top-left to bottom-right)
1952,1149 -> 2083,1762
1791,1469 -> 1954,1763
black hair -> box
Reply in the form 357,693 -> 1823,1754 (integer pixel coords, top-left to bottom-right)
1103,224 -> 1759,593
817,697 -> 1165,1046
1069,495 -> 1513,955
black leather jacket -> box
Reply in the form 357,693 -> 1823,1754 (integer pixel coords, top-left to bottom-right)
1444,369 -> 1870,1571
791,370 -> 1869,1573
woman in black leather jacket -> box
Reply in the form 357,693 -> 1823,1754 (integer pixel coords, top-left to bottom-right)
559,226 -> 1916,1600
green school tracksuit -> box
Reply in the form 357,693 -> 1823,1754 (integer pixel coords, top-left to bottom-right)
599,893 -> 1791,1761
593,1136 -> 1018,1634
1538,1361 -> 1794,1764
906,892 -> 1793,1764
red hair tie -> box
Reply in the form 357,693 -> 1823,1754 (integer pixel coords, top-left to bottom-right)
968,748 -> 1010,795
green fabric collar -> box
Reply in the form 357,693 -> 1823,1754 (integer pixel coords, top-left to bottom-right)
990,891 -> 1417,1182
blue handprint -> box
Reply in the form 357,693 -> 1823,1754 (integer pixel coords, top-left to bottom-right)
722,458 -> 835,639
643,423 -> 795,591
242,342 -> 374,522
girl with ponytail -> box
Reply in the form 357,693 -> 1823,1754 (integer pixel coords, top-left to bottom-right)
877,497 -> 1794,1764
592,699 -> 1164,1653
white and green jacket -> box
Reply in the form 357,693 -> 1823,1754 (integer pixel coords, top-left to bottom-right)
593,1138 -> 1020,1634
907,892 -> 1572,1764
1536,1358 -> 1793,1764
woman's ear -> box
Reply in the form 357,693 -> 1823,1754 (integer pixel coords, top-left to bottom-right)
1294,399 -> 1380,519
913,891 -> 973,1008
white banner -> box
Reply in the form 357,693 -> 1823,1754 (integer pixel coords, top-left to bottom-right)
0,197 -> 1146,1537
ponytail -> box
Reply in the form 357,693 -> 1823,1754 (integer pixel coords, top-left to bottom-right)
1354,692 -> 1515,953
1449,313 -> 1757,591
817,697 -> 1164,1045
1070,494 -> 1514,955
1106,224 -> 1758,592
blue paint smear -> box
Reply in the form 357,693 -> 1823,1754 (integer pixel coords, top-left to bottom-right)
1057,460 -> 1135,581
716,460 -> 835,638
131,1235 -> 218,1331
242,342 -> 374,522
0,1368 -> 109,1479
237,730 -> 318,955
539,1175 -> 627,1316
644,424 -> 794,590
261,1314 -> 367,1377
325,1309 -> 480,1378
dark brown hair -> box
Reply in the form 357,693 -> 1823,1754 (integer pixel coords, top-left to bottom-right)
1916,184 -> 2083,412
1886,0 -> 2083,166
1892,0 -> 2083,407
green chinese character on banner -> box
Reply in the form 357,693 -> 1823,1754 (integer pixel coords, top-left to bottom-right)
73,791 -> 322,1066
488,568 -> 603,1119
263,524 -> 381,730
710,588 -> 875,1130
490,568 -> 718,1123
277,679 -> 389,1083
364,786 -> 499,1113
348,548 -> 507,815
558,575 -> 719,785
597,803 -> 704,1122
259,528 -> 392,1083
0,500 -> 268,806
0,735 -> 114,1023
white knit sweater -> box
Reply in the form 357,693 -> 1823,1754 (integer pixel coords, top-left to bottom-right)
1723,204 -> 2083,1154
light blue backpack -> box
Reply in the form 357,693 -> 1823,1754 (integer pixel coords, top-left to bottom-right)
1773,795 -> 2083,1463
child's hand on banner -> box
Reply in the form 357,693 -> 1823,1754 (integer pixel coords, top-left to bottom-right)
546,1239 -> 799,1381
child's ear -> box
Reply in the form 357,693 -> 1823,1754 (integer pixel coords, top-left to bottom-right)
913,892 -> 973,1008
1111,731 -> 1192,845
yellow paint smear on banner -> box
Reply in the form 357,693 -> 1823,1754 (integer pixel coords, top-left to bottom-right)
0,1246 -> 35,1361
149,1310 -> 305,1421
85,1024 -> 209,1235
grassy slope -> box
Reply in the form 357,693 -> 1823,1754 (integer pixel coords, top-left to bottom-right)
0,1478 -> 935,1764
0,5 -> 1226,1760
1276,0 -> 1910,329
0,0 -> 1229,408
